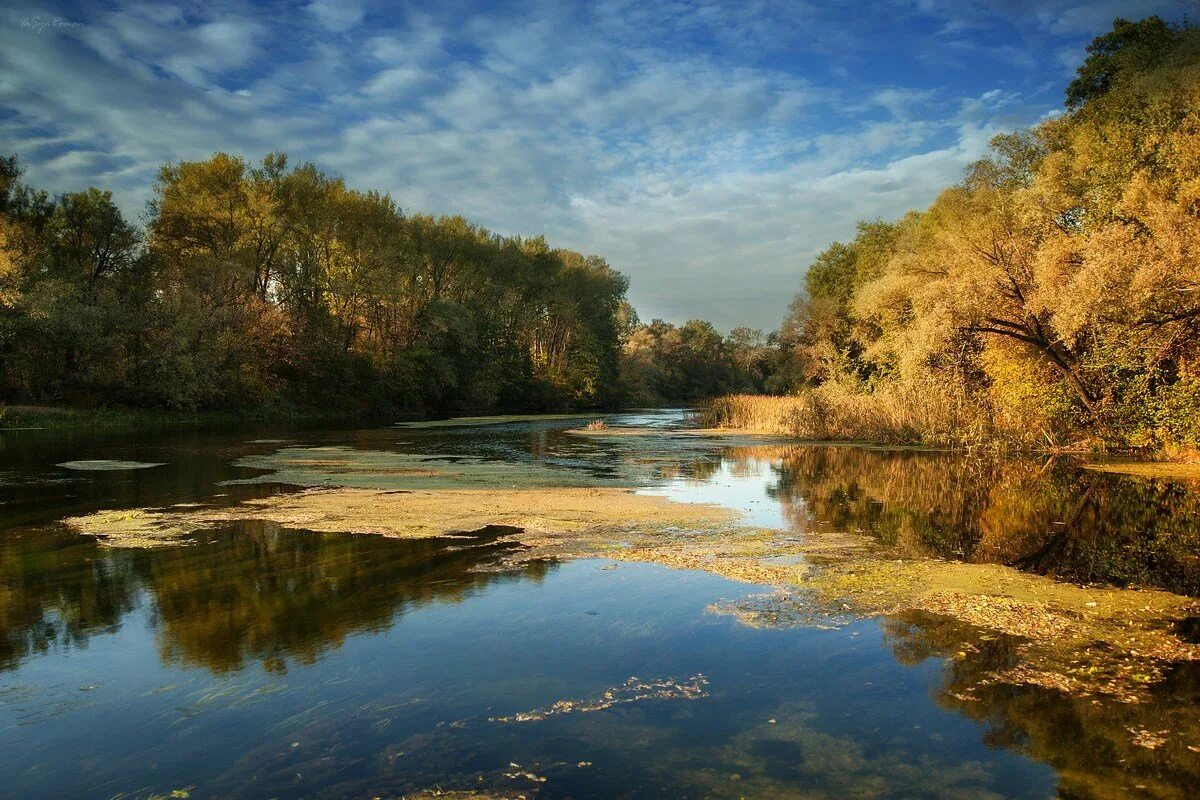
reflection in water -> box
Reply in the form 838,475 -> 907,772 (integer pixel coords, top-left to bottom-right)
750,446 -> 1200,595
0,530 -> 138,670
147,524 -> 547,674
884,611 -> 1200,799
1,523 -> 547,674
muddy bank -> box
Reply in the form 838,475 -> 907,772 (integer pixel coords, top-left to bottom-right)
1083,461 -> 1200,481
567,425 -> 945,453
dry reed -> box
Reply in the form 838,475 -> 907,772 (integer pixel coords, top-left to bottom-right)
700,382 -> 999,449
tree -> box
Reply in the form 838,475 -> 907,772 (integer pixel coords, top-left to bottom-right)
777,16 -> 1200,450
44,189 -> 141,289
1066,16 -> 1179,109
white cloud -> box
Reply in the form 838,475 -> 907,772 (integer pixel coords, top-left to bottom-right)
306,0 -> 365,33
3,0 -> 1178,329
1038,0 -> 1176,36
362,66 -> 429,97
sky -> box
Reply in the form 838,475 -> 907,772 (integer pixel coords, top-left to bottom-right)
0,0 -> 1190,330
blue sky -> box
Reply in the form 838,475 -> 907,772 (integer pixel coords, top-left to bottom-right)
0,0 -> 1188,329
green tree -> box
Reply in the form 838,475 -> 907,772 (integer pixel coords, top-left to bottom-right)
1065,16 -> 1179,109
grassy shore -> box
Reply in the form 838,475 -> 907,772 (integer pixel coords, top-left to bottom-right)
0,404 -> 383,431
699,392 -> 1200,473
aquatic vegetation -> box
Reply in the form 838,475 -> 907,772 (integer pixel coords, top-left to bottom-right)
50,428 -> 1200,774
488,674 -> 709,723
60,507 -> 202,547
659,703 -> 1018,800
518,514 -> 1200,708
396,414 -> 600,429
227,446 -> 617,490
401,792 -> 517,800
145,789 -> 192,800
807,558 -> 1200,701
59,440 -> 1200,720
705,590 -> 854,631
566,424 -> 800,447
56,459 -> 166,471
881,612 -> 1200,799
62,487 -> 739,547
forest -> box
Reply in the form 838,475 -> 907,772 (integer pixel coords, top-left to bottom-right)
711,16 -> 1200,454
0,148 -> 779,415
0,152 -> 633,413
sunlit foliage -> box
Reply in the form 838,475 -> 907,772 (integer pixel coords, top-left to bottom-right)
777,16 -> 1200,451
0,153 -> 628,412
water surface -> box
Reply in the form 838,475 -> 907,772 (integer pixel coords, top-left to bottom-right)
2,412 -> 1199,798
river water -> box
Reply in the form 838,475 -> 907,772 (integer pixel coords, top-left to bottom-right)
2,411 -> 1199,799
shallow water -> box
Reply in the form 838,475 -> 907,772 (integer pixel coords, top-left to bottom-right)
2,411 -> 1200,798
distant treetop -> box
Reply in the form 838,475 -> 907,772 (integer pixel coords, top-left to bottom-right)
1065,16 -> 1181,109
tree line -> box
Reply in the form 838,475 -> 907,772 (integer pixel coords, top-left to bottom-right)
618,316 -> 779,405
0,153 -> 629,413
0,147 -> 785,415
769,16 -> 1200,451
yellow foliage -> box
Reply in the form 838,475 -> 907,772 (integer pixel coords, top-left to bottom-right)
785,23 -> 1200,452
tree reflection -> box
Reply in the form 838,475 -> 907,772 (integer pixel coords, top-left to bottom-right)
747,446 -> 1200,595
0,528 -> 139,670
1,523 -> 549,674
146,523 -> 549,674
882,611 -> 1200,799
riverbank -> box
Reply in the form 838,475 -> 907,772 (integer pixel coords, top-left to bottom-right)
0,404 -> 614,432
701,393 -> 1200,475
0,404 -> 392,431
698,391 -> 989,448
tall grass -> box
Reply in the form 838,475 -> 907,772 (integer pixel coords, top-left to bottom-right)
700,382 -> 998,449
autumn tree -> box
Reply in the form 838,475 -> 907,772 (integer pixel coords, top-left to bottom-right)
1,151 -> 632,414
779,16 -> 1200,450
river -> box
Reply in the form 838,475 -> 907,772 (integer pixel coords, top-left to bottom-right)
2,410 -> 1198,799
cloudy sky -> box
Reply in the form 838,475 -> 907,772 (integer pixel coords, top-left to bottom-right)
0,0 -> 1189,329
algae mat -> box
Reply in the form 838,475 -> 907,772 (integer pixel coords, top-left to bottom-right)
63,486 -> 741,547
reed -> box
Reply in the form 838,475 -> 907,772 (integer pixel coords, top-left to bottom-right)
700,382 -> 997,449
